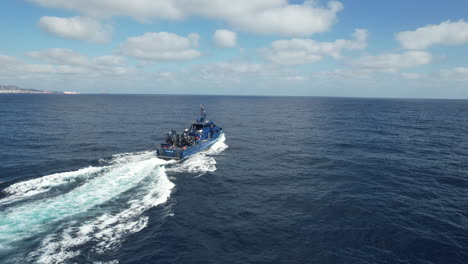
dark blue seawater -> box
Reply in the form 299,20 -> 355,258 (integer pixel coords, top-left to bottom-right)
0,94 -> 467,264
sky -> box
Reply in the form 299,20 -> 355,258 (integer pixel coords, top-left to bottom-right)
1,0 -> 468,98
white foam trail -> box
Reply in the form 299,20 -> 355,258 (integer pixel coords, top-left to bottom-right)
171,155 -> 217,175
1,166 -> 105,204
0,152 -> 170,251
0,151 -> 155,205
30,165 -> 174,264
103,151 -> 154,165
1,135 -> 228,263
167,133 -> 228,177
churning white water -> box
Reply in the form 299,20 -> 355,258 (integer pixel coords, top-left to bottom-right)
0,135 -> 228,263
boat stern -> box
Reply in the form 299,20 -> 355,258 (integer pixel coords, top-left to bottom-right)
156,147 -> 183,160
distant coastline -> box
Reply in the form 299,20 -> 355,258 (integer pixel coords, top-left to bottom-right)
0,85 -> 79,94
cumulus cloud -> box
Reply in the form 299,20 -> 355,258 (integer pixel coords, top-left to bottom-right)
27,48 -> 90,65
314,51 -> 433,81
0,54 -> 22,65
93,55 -> 125,66
28,0 -> 343,36
187,33 -> 200,46
401,72 -> 425,80
2,52 -> 309,94
193,61 -> 306,85
349,51 -> 432,72
201,61 -> 267,74
314,69 -> 374,80
196,61 -> 267,82
14,49 -> 129,77
260,29 -> 368,65
396,20 -> 468,50
119,32 -> 201,61
39,16 -> 112,43
195,0 -> 344,36
0,51 -> 139,94
440,67 -> 468,81
213,29 -> 237,48
1,53 -> 88,76
28,0 -> 185,21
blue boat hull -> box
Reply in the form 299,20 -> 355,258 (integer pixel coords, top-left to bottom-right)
156,131 -> 223,160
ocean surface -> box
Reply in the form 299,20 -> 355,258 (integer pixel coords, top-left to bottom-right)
0,94 -> 467,264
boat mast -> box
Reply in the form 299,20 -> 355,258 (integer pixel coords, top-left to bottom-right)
198,105 -> 206,123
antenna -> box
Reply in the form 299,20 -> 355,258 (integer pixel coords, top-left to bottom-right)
198,105 -> 207,123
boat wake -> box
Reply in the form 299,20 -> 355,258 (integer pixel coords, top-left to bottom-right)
0,134 -> 228,264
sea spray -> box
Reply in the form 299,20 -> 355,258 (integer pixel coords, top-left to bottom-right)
166,133 -> 229,176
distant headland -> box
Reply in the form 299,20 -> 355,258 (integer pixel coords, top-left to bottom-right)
0,85 -> 79,94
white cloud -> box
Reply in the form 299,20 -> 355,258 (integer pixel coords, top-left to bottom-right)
192,61 -> 306,85
27,48 -> 90,65
28,0 -> 185,21
1,52 -> 309,94
260,29 -> 368,65
39,16 -> 112,43
396,20 -> 468,50
26,49 -> 128,73
281,75 -> 306,82
201,0 -> 344,36
401,72 -> 425,80
119,32 -> 201,61
187,33 -> 200,46
213,29 -> 237,48
93,55 -> 125,66
1,54 -> 88,76
154,71 -> 176,82
0,52 -> 139,93
23,64 -> 89,74
314,69 -> 373,80
314,52 -> 433,82
28,0 -> 343,36
1,49 -> 130,78
0,54 -> 22,65
440,67 -> 468,81
196,61 -> 268,82
3,48 -> 466,97
349,51 -> 432,72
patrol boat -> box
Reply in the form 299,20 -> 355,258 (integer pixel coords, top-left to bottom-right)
156,105 -> 223,160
